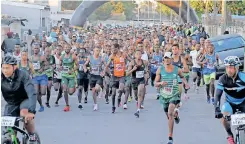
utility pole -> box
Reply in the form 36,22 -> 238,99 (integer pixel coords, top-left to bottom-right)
179,0 -> 182,23
221,0 -> 227,33
187,0 -> 190,23
148,1 -> 150,21
160,4 -> 162,22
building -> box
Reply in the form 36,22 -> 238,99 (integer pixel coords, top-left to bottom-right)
1,1 -> 50,35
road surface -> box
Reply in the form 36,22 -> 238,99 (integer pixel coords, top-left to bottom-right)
2,84 -> 227,144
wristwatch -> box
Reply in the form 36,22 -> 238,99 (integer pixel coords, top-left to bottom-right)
29,110 -> 36,114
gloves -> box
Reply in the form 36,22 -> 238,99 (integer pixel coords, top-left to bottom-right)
215,107 -> 223,119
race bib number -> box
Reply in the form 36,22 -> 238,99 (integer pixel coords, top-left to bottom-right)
63,66 -> 69,73
33,62 -> 40,70
115,64 -> 123,71
207,63 -> 214,69
231,113 -> 245,126
173,79 -> 177,85
136,71 -> 144,78
162,87 -> 173,95
79,64 -> 83,71
1,117 -> 16,127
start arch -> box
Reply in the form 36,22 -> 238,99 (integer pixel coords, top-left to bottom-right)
70,0 -> 199,27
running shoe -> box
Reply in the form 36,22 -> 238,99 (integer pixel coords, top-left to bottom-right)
105,99 -> 109,104
123,104 -> 128,109
167,140 -> 173,144
84,97 -> 88,103
227,136 -> 235,144
140,105 -> 144,109
64,106 -> 70,112
207,97 -> 210,104
128,96 -> 132,102
78,104 -> 83,109
38,106 -> 44,112
93,104 -> 98,111
55,102 -> 59,107
112,107 -> 116,113
134,111 -> 139,118
211,97 -> 215,105
45,102 -> 51,108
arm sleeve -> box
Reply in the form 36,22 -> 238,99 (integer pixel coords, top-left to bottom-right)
22,72 -> 37,112
214,76 -> 225,108
1,40 -> 5,51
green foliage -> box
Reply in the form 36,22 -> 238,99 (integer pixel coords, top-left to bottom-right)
61,1 -> 83,11
122,2 -> 136,20
92,2 -> 114,21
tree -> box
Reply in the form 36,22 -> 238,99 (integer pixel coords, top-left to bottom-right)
122,1 -> 136,20
61,1 -> 83,11
112,2 -> 125,13
91,2 -> 113,20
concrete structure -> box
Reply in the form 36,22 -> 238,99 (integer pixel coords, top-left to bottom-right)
1,1 -> 50,35
70,0 -> 199,27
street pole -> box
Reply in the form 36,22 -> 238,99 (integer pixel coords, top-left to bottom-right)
138,5 -> 140,22
187,0 -> 190,23
148,1 -> 150,21
160,4 -> 162,22
221,0 -> 227,34
179,0 -> 182,23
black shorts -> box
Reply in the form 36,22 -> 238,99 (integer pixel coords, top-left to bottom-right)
77,78 -> 89,92
53,78 -> 62,83
132,78 -> 145,90
111,76 -> 125,89
90,74 -> 103,88
150,73 -> 156,82
4,99 -> 29,117
230,100 -> 245,114
48,77 -> 53,81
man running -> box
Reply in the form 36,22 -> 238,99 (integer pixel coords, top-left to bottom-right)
30,43 -> 48,112
60,44 -> 78,111
77,47 -> 89,108
53,45 -> 63,106
44,48 -> 55,108
127,50 -> 148,118
155,52 -> 189,144
198,44 -> 219,104
83,47 -> 105,111
190,43 -> 202,93
18,49 -> 33,75
105,43 -> 127,113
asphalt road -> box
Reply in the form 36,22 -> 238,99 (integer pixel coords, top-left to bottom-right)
2,84 -> 227,144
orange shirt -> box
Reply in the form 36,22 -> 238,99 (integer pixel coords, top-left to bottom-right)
113,56 -> 126,77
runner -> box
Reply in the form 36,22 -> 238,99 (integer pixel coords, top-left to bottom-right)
102,44 -> 112,104
127,49 -> 149,118
18,49 -> 33,75
172,44 -> 190,100
53,45 -> 63,106
30,43 -> 48,112
149,46 -> 163,100
60,44 -> 78,111
105,43 -> 127,113
44,48 -> 55,108
83,47 -> 105,111
190,43 -> 202,93
77,47 -> 89,108
13,44 -> 21,63
197,44 -> 219,104
155,52 -> 189,144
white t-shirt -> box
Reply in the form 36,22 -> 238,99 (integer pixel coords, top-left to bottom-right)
141,51 -> 148,61
13,52 -> 21,63
190,50 -> 201,68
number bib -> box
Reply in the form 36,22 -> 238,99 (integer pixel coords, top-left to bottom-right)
136,71 -> 144,78
162,87 -> 173,95
91,66 -> 100,75
115,64 -> 123,71
79,64 -> 83,71
33,62 -> 40,70
207,63 -> 214,69
63,66 -> 69,73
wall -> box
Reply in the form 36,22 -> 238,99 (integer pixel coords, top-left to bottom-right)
1,3 -> 50,35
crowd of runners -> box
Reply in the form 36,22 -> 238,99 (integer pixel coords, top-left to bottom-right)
2,22 -> 245,144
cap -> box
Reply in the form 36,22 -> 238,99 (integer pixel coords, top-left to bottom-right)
164,52 -> 172,59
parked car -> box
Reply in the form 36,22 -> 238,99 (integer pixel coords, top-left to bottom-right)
209,34 -> 245,79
